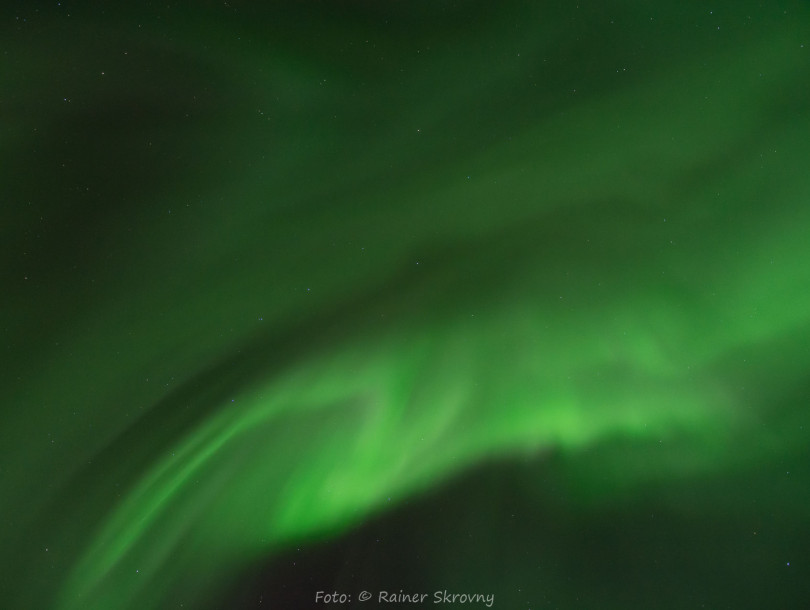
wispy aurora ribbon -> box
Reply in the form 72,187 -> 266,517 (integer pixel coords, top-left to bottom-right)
2,3 -> 810,609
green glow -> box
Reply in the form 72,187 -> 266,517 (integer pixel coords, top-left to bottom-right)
3,3 -> 810,609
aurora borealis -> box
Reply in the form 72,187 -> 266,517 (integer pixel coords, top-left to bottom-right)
3,1 -> 810,608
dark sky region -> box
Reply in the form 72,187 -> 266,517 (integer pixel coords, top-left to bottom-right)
2,2 -> 809,609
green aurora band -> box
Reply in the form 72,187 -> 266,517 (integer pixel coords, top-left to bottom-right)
2,2 -> 810,608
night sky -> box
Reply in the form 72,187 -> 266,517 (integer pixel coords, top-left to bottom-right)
2,2 -> 810,609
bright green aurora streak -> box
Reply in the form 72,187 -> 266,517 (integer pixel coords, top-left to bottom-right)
2,2 -> 809,609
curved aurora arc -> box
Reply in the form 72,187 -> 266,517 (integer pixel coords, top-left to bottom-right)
58,201 -> 810,609
3,2 -> 810,609
59,271 -> 810,610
